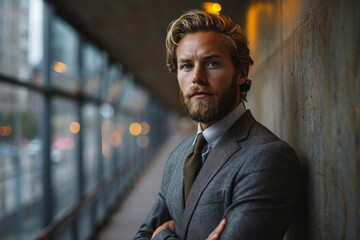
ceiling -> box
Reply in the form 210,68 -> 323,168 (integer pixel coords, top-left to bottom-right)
46,0 -> 250,116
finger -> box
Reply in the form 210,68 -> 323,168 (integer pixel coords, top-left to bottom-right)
206,219 -> 227,240
215,219 -> 227,232
167,220 -> 175,232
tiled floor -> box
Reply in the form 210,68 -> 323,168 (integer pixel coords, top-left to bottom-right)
95,132 -> 186,240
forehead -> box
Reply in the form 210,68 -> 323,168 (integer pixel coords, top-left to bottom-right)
176,31 -> 231,59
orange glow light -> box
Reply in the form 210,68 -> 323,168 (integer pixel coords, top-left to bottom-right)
0,125 -> 12,136
201,2 -> 222,15
129,122 -> 142,136
141,122 -> 150,135
110,129 -> 122,146
212,3 -> 222,12
69,122 -> 80,134
246,2 -> 274,59
53,61 -> 67,73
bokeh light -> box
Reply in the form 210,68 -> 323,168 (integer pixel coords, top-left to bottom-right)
141,122 -> 150,135
52,61 -> 67,73
129,122 -> 142,136
201,2 -> 222,15
0,125 -> 12,136
69,121 -> 80,134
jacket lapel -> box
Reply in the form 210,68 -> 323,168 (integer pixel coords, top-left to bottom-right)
170,139 -> 193,222
181,110 -> 256,237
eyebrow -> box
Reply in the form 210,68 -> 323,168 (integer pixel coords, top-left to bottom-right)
203,54 -> 224,60
177,53 -> 224,63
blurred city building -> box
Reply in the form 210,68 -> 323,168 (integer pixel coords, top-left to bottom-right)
0,0 -> 173,239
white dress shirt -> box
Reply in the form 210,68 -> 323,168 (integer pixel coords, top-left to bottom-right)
192,102 -> 247,162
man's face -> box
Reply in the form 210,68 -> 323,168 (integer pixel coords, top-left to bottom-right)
176,31 -> 246,129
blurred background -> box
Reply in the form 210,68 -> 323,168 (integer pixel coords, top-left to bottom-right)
0,0 -> 359,239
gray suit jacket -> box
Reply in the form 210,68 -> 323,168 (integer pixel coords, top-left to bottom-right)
134,110 -> 299,239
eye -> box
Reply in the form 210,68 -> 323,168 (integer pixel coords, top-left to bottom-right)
206,61 -> 219,68
180,63 -> 193,71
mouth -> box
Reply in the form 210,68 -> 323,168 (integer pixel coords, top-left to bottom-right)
190,91 -> 212,99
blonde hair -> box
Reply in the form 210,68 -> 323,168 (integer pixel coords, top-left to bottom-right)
166,9 -> 254,74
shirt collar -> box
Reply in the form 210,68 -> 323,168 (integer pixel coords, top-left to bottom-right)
194,102 -> 246,147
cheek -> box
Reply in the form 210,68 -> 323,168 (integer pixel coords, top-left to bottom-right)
209,73 -> 232,89
177,74 -> 189,92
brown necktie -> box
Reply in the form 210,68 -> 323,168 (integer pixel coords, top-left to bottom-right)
183,133 -> 207,203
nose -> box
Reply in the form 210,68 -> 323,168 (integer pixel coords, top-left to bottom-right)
192,65 -> 206,85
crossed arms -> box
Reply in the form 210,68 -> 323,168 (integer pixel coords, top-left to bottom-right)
134,141 -> 299,239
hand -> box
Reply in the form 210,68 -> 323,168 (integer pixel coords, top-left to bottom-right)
206,218 -> 227,240
151,220 -> 175,239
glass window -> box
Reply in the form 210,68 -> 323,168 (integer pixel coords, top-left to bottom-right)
101,65 -> 123,103
0,83 -> 44,239
81,43 -> 105,96
51,97 -> 79,219
82,104 -> 99,193
79,206 -> 92,240
120,76 -> 149,113
113,112 -> 126,168
0,1 -> 173,239
99,103 -> 114,177
123,115 -> 137,162
0,0 -> 44,82
50,16 -> 79,93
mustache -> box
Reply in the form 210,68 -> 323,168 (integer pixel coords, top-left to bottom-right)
185,86 -> 213,98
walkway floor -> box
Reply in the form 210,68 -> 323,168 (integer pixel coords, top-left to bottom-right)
95,132 -> 186,240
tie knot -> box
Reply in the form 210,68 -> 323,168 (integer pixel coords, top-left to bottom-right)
194,133 -> 207,153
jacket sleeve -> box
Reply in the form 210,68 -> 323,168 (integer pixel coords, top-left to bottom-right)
151,229 -> 180,240
221,141 -> 300,240
133,192 -> 177,239
133,143 -> 186,240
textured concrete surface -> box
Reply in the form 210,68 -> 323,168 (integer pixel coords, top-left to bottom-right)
246,0 -> 360,239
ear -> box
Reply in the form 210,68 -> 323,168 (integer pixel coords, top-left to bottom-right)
236,68 -> 249,85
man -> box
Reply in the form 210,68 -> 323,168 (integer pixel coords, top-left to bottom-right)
134,9 -> 299,240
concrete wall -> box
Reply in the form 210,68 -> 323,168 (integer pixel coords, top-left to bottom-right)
245,0 -> 360,239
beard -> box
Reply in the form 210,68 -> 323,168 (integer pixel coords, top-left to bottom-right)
180,78 -> 238,124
